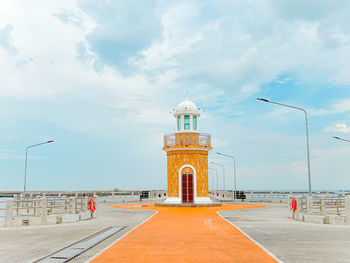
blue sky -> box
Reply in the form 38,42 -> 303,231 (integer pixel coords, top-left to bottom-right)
1,0 -> 350,191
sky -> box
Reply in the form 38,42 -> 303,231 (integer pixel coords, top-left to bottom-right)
1,0 -> 350,191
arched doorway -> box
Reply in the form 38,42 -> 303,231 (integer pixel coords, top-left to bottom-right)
181,166 -> 194,203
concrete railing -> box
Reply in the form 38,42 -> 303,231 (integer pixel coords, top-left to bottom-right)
210,190 -> 347,203
96,190 -> 167,202
163,133 -> 211,147
289,195 -> 350,225
0,195 -> 93,227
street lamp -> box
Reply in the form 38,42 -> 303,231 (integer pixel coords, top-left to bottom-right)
210,161 -> 225,190
24,140 -> 54,195
216,152 -> 237,198
257,98 -> 312,196
208,167 -> 218,192
333,136 -> 350,143
208,170 -> 214,191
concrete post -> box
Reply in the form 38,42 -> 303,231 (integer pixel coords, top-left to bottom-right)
344,195 -> 350,219
320,196 -> 326,215
71,197 -> 77,214
297,196 -> 302,212
84,196 -> 89,211
287,195 -> 292,211
112,192 -> 115,201
270,191 -> 274,202
250,191 -> 254,200
306,196 -> 313,215
5,199 -> 13,227
41,196 -> 47,224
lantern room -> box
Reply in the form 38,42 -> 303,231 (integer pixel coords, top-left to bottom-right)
173,100 -> 200,132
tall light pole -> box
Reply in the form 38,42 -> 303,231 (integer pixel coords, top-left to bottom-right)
257,98 -> 312,196
210,161 -> 225,190
333,136 -> 350,143
24,140 -> 54,195
216,152 -> 236,198
209,167 -> 218,192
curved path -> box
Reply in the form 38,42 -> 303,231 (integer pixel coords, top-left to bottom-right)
91,203 -> 279,263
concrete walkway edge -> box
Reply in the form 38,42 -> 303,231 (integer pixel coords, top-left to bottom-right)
217,211 -> 284,263
86,209 -> 158,263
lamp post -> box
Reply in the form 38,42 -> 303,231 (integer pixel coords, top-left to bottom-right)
257,98 -> 312,196
24,140 -> 54,195
210,161 -> 225,190
209,167 -> 218,192
216,152 -> 237,199
333,136 -> 350,143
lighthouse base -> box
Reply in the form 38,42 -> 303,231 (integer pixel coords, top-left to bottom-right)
155,202 -> 221,207
163,196 -> 213,205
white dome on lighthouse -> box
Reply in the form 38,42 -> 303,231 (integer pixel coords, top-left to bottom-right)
174,100 -> 200,116
173,100 -> 200,132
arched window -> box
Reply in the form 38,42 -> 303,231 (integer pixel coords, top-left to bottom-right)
177,116 -> 181,130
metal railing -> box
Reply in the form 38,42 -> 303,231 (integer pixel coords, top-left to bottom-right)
163,133 -> 211,147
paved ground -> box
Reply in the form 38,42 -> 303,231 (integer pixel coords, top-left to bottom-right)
0,201 -> 154,263
1,201 -> 350,262
221,202 -> 350,263
92,203 -> 276,263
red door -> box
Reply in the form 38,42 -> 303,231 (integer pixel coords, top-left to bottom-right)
182,174 -> 193,203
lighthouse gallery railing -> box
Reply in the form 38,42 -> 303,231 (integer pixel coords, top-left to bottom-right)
163,133 -> 211,147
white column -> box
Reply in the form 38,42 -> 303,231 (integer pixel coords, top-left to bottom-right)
190,115 -> 193,131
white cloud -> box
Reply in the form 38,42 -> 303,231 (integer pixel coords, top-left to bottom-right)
325,123 -> 350,133
311,98 -> 350,116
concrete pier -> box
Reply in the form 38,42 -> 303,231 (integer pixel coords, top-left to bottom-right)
1,201 -> 350,262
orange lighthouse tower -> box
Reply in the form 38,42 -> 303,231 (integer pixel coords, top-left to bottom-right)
163,100 -> 212,204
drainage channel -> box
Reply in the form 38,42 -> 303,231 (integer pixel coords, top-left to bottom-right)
35,226 -> 125,263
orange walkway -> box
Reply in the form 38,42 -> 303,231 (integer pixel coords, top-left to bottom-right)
92,204 -> 278,263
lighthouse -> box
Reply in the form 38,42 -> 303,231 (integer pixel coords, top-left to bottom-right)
163,100 -> 212,204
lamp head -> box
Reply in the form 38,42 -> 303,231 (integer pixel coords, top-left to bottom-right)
257,98 -> 269,102
47,140 -> 54,143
